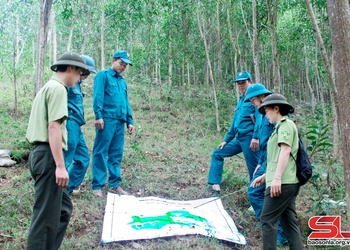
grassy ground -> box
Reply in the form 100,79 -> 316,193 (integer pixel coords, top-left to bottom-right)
0,79 -> 345,249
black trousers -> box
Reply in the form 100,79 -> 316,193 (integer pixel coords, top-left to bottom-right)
27,143 -> 73,250
260,184 -> 303,250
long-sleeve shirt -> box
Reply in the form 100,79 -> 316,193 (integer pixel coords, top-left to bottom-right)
257,115 -> 275,166
223,95 -> 259,142
93,68 -> 133,125
67,81 -> 86,126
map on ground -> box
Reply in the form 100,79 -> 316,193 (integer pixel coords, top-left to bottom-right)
101,193 -> 246,245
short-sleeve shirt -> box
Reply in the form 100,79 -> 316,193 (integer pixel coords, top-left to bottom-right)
265,117 -> 299,187
26,75 -> 68,150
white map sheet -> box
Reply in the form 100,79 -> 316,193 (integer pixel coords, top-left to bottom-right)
101,193 -> 246,245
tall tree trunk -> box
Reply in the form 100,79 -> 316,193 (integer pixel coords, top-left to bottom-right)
315,42 -> 327,123
100,0 -> 106,70
197,6 -> 220,132
81,2 -> 92,54
227,5 -> 237,76
12,14 -> 19,119
129,14 -> 133,57
52,12 -> 57,64
304,0 -> 340,159
168,39 -> 173,85
267,0 -> 281,93
252,0 -> 260,82
304,45 -> 315,114
34,0 -> 53,96
66,19 -> 75,52
326,0 -> 350,229
240,0 -> 251,42
216,0 -> 223,86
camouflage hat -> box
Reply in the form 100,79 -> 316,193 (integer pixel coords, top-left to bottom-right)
51,52 -> 89,75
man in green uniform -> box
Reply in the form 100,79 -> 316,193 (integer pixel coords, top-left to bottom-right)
26,52 -> 88,250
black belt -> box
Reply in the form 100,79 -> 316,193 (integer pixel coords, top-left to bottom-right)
33,142 -> 49,147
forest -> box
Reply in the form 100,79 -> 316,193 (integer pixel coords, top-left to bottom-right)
1,0 -> 350,249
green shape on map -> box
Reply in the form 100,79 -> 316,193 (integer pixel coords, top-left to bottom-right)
129,210 -> 207,230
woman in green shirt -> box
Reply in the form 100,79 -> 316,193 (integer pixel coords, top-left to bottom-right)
251,93 -> 302,249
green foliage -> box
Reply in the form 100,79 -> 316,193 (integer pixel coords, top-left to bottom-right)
302,120 -> 345,215
11,148 -> 29,164
306,121 -> 332,159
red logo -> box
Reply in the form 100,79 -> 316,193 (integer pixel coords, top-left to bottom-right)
308,216 -> 350,239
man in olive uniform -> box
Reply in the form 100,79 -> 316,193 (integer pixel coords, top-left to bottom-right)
26,53 -> 88,250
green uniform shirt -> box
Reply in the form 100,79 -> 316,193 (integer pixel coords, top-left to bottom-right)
265,117 -> 299,187
26,75 -> 68,150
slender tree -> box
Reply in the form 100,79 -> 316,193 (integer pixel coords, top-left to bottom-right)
326,0 -> 350,227
197,4 -> 220,132
267,0 -> 281,93
100,0 -> 105,70
304,0 -> 340,159
34,0 -> 53,95
252,0 -> 260,82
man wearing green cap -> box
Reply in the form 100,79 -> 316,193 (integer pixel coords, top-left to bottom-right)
64,55 -> 96,195
26,52 -> 88,249
91,50 -> 134,197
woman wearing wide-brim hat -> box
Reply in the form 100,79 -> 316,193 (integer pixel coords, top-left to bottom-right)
251,93 -> 302,249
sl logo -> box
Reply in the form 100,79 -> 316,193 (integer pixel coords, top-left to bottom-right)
308,216 -> 350,239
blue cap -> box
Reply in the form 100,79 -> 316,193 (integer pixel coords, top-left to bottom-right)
81,55 -> 96,75
235,71 -> 252,82
244,83 -> 272,102
113,50 -> 133,66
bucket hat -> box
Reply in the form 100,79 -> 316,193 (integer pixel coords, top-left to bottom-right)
244,83 -> 272,102
51,52 -> 89,75
81,55 -> 96,75
113,50 -> 133,66
258,93 -> 294,114
235,71 -> 252,82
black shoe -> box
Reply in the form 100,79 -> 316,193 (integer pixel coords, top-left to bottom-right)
207,185 -> 220,195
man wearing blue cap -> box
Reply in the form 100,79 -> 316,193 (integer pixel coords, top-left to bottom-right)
207,71 -> 260,195
92,50 -> 134,197
64,55 -> 96,195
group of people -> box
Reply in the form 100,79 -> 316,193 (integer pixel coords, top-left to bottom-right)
25,51 -> 302,249
25,50 -> 133,249
207,71 -> 303,249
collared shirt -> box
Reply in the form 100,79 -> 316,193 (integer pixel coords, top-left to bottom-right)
67,81 -> 86,126
26,75 -> 68,149
257,115 -> 275,166
224,95 -> 259,142
265,117 -> 299,187
93,68 -> 133,125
